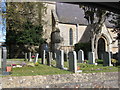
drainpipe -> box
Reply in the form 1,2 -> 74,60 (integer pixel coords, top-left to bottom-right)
76,24 -> 79,43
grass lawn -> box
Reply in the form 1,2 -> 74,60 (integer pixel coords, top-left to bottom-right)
7,59 -> 25,61
11,64 -> 72,76
7,58 -> 119,76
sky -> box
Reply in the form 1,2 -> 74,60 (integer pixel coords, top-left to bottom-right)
0,0 -> 6,42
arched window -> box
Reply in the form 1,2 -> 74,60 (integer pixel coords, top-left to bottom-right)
69,28 -> 73,45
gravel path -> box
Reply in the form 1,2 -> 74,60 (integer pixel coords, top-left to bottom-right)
2,72 -> 119,88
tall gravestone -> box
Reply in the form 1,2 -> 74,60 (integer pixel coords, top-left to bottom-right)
56,50 -> 64,69
34,53 -> 39,63
25,53 -> 27,61
68,51 -> 77,73
0,47 -> 2,69
78,49 -> 84,63
2,47 -> 7,73
118,47 -> 120,64
103,52 -> 112,66
28,52 -> 32,62
47,52 -> 52,66
2,47 -> 9,75
88,52 -> 95,64
42,50 -> 46,64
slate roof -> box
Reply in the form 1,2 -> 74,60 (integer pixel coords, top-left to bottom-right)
56,3 -> 114,28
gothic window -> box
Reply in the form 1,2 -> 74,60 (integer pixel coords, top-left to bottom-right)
69,28 -> 73,45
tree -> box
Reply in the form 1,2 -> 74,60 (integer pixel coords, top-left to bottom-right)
109,13 -> 120,63
6,2 -> 47,58
80,5 -> 110,59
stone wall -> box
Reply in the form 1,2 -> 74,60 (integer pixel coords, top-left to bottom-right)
2,72 -> 119,88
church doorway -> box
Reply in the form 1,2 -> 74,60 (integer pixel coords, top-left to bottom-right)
97,38 -> 106,59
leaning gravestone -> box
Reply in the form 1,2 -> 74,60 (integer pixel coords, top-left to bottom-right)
103,52 -> 112,66
34,53 -> 39,63
88,52 -> 96,64
68,51 -> 77,73
28,52 -> 32,62
56,50 -> 64,69
42,50 -> 46,64
78,49 -> 84,63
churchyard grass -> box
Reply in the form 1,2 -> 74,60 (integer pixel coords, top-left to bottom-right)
7,58 -> 119,76
7,59 -> 25,61
11,64 -> 72,76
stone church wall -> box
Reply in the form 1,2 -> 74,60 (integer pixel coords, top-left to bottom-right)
42,2 -> 56,44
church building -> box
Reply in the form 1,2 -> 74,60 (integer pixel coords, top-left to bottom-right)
42,2 -> 118,59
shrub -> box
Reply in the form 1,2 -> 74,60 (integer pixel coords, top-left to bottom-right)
74,42 -> 91,59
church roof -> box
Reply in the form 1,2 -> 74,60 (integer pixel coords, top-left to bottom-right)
56,3 -> 114,28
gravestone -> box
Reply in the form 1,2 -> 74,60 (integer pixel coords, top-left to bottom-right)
103,52 -> 112,66
0,47 -> 2,68
2,47 -> 7,73
118,49 -> 120,64
52,53 -> 56,60
68,51 -> 77,73
24,53 -> 27,61
56,50 -> 64,69
34,53 -> 39,63
28,52 -> 32,62
88,52 -> 95,64
101,53 -> 104,60
2,47 -> 10,75
42,50 -> 46,64
78,49 -> 84,63
50,52 -> 53,61
54,53 -> 57,60
47,52 -> 52,66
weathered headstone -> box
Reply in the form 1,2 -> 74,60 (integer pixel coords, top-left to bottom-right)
78,49 -> 84,63
88,52 -> 95,64
101,53 -> 104,60
68,51 -> 77,73
2,47 -> 7,73
50,52 -> 53,61
56,50 -> 64,69
42,50 -> 46,64
53,52 -> 57,60
24,53 -> 27,61
103,52 -> 112,66
28,52 -> 32,62
34,53 -> 39,63
0,47 -> 2,68
2,47 -> 10,75
47,52 -> 52,66
118,48 -> 120,64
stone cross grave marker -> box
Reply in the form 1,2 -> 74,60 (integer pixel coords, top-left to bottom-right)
56,50 -> 64,69
28,52 -> 32,62
34,53 -> 39,63
25,53 -> 27,61
42,50 -> 46,64
78,49 -> 84,63
103,52 -> 112,66
88,52 -> 95,64
68,51 -> 77,73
